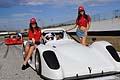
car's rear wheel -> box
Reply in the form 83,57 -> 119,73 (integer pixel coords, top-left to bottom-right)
35,48 -> 41,75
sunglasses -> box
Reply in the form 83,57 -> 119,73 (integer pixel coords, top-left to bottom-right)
31,23 -> 36,24
79,10 -> 84,12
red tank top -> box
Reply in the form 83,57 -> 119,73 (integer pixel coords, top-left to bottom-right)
76,15 -> 91,28
28,28 -> 42,42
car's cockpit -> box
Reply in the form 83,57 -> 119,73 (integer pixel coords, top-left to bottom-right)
42,30 -> 64,43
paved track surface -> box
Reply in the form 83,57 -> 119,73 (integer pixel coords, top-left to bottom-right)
0,43 -> 42,80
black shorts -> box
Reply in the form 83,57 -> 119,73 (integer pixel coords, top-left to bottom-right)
26,40 -> 34,46
35,41 -> 40,45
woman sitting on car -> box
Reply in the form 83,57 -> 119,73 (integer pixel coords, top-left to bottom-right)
22,18 -> 42,70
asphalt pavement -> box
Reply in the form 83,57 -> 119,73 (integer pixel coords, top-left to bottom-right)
0,43 -> 42,80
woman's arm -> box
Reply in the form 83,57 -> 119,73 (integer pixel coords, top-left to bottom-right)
66,24 -> 77,32
86,15 -> 91,31
28,30 -> 34,40
87,22 -> 91,31
38,28 -> 42,42
40,35 -> 43,42
85,18 -> 91,36
28,30 -> 35,44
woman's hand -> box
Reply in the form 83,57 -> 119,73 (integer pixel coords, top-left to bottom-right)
80,26 -> 87,32
85,30 -> 88,36
32,38 -> 35,44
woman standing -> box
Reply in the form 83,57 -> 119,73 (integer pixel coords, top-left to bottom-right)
67,6 -> 91,45
22,18 -> 42,70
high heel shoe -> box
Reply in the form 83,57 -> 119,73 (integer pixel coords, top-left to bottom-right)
21,63 -> 29,70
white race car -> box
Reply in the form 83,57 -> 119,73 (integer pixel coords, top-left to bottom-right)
23,28 -> 120,80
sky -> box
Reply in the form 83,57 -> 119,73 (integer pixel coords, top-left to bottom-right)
0,0 -> 120,30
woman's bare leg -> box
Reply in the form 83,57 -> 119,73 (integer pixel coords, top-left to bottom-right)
81,32 -> 87,45
79,38 -> 82,44
24,45 -> 30,59
80,36 -> 87,45
23,46 -> 35,65
82,37 -> 87,45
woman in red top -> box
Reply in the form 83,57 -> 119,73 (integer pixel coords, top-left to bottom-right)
22,18 -> 42,70
67,6 -> 91,45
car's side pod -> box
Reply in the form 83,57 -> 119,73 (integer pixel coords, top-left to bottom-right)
43,50 -> 60,69
106,46 -> 120,62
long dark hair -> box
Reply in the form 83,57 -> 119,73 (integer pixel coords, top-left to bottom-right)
29,22 -> 40,33
77,10 -> 89,21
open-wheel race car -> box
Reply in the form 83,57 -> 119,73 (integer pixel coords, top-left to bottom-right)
4,33 -> 23,45
23,28 -> 120,80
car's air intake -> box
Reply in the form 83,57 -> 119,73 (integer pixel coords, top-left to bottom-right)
106,46 -> 120,62
43,50 -> 60,69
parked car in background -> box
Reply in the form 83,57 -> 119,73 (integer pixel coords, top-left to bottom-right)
5,33 -> 23,45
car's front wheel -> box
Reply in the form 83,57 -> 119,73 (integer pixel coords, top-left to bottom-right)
35,48 -> 41,75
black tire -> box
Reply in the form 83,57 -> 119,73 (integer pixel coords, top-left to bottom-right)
35,48 -> 41,75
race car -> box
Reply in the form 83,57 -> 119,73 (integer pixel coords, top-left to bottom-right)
23,28 -> 120,80
5,33 -> 23,45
